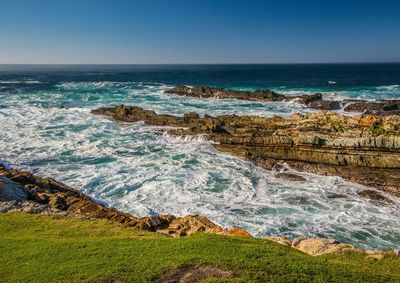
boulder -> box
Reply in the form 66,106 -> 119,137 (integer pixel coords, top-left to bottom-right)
291,237 -> 356,256
160,215 -> 225,236
0,175 -> 28,201
308,99 -> 341,110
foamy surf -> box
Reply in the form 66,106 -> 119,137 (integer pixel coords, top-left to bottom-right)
1,76 -> 400,249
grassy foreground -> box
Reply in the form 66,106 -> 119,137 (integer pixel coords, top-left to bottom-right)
0,213 -> 399,282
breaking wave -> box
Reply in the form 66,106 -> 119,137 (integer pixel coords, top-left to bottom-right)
1,81 -> 400,249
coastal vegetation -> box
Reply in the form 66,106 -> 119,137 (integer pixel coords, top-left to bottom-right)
1,212 -> 400,282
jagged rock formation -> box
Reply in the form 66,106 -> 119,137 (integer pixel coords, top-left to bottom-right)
92,105 -> 400,195
166,86 -> 400,114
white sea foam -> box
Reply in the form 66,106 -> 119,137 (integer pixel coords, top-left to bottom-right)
1,82 -> 400,249
0,80 -> 42,84
376,84 -> 399,91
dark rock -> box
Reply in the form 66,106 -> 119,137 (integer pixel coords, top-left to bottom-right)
0,176 -> 28,201
358,190 -> 389,202
343,100 -> 400,113
165,85 -> 320,104
308,99 -> 341,110
275,173 -> 306,181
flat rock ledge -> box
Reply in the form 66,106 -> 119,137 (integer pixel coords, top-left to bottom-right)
0,165 -> 397,257
166,86 -> 400,115
92,105 -> 400,196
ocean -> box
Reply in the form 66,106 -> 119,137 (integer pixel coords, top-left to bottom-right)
1,64 -> 400,249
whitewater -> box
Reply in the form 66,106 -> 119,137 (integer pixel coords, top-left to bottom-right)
1,70 -> 400,249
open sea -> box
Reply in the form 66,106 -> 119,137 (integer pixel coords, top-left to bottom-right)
1,64 -> 400,249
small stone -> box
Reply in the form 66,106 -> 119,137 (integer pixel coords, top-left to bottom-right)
275,173 -> 306,181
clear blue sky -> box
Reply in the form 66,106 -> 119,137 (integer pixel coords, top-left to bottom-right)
0,0 -> 399,64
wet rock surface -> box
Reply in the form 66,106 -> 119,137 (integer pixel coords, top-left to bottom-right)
166,86 -> 400,114
92,105 -> 400,195
275,172 -> 306,181
357,189 -> 392,203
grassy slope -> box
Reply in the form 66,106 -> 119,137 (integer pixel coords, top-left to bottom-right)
0,213 -> 399,283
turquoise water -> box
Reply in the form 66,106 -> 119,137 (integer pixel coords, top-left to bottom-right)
1,65 -> 400,249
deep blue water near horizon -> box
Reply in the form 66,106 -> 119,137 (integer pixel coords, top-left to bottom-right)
1,64 -> 400,249
1,63 -> 400,92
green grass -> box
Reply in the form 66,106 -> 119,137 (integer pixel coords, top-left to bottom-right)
1,213 -> 399,282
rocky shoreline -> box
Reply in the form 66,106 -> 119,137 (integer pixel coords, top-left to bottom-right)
166,86 -> 400,115
2,87 -> 400,259
1,163 -> 399,257
92,105 -> 400,196
0,164 -> 249,237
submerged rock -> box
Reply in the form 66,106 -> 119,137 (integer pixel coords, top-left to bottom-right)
357,189 -> 391,203
275,172 -> 306,181
92,105 -> 400,196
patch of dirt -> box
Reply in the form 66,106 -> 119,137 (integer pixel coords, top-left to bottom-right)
154,265 -> 235,283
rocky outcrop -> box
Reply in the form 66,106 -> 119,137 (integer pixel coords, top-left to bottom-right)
266,236 -> 356,256
92,105 -> 400,196
291,238 -> 356,256
165,85 -> 322,104
343,100 -> 400,115
266,236 -> 399,258
166,86 -> 400,115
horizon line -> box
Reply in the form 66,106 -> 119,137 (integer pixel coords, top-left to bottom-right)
1,62 -> 400,66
